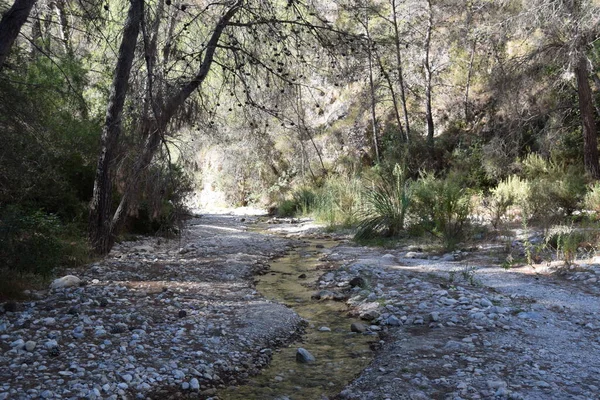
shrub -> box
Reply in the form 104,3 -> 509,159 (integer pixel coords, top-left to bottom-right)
127,163 -> 193,236
487,175 -> 529,228
584,182 -> 600,217
520,155 -> 586,221
277,199 -> 299,217
355,165 -> 411,239
0,206 -> 90,277
313,175 -> 365,228
292,187 -> 317,215
409,172 -> 472,249
545,225 -> 594,265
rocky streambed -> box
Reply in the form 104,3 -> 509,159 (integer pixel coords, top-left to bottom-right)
2,214 -> 600,400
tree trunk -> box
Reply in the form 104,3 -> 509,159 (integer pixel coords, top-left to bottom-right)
464,39 -> 476,122
109,0 -> 244,236
89,0 -> 144,255
376,52 -> 405,139
391,0 -> 410,142
575,55 -> 600,179
424,0 -> 434,156
365,14 -> 380,164
0,0 -> 38,70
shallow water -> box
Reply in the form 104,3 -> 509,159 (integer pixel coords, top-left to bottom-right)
219,239 -> 375,399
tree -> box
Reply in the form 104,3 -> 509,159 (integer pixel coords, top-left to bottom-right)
0,0 -> 37,69
89,0 -> 144,255
89,0 -> 353,254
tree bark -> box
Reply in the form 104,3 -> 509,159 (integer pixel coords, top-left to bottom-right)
365,13 -> 380,164
575,55 -> 600,179
109,0 -> 244,236
376,52 -> 405,139
0,0 -> 38,70
464,39 -> 476,122
391,0 -> 410,142
89,0 -> 144,255
424,0 -> 434,155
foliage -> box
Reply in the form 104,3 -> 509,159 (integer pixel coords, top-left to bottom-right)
127,163 -> 193,236
520,154 -> 587,221
409,172 -> 472,249
0,206 -> 90,277
487,175 -> 530,228
545,225 -> 595,265
355,165 -> 411,240
312,175 -> 365,228
584,182 -> 600,217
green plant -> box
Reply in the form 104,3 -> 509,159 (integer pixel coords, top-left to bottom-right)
487,175 -> 529,228
520,155 -> 586,222
0,206 -> 90,278
312,175 -> 365,228
584,182 -> 600,218
545,225 -> 592,265
355,164 -> 411,240
409,172 -> 472,250
292,187 -> 317,215
277,199 -> 298,217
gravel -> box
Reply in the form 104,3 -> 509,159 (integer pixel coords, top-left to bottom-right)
0,214 -> 303,399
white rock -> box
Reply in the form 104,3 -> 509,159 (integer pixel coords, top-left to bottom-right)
133,245 -> 154,252
190,378 -> 200,390
50,275 -> 81,289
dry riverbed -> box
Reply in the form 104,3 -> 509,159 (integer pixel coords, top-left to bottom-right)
2,214 -> 600,400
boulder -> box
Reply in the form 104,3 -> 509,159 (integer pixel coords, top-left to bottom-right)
50,275 -> 81,289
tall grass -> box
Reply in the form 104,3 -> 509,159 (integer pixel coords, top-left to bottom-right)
355,165 -> 410,239
312,176 -> 366,228
410,172 -> 472,249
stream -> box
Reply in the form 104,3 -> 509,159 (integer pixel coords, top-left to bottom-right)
219,237 -> 375,399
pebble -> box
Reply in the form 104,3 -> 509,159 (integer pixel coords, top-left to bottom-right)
23,340 -> 35,352
351,322 -> 367,333
296,348 -> 316,363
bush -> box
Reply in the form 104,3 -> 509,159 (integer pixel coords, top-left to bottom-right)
520,155 -> 586,221
487,175 -> 529,228
127,163 -> 193,236
0,206 -> 89,277
545,225 -> 595,265
277,199 -> 299,217
355,165 -> 411,239
292,187 -> 317,215
409,173 -> 472,249
313,175 -> 365,228
584,182 -> 600,217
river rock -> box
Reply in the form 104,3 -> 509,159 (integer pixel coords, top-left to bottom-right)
349,276 -> 366,288
311,290 -> 335,300
50,275 -> 81,289
296,347 -> 315,363
25,340 -> 36,352
132,245 -> 154,252
351,322 -> 367,333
